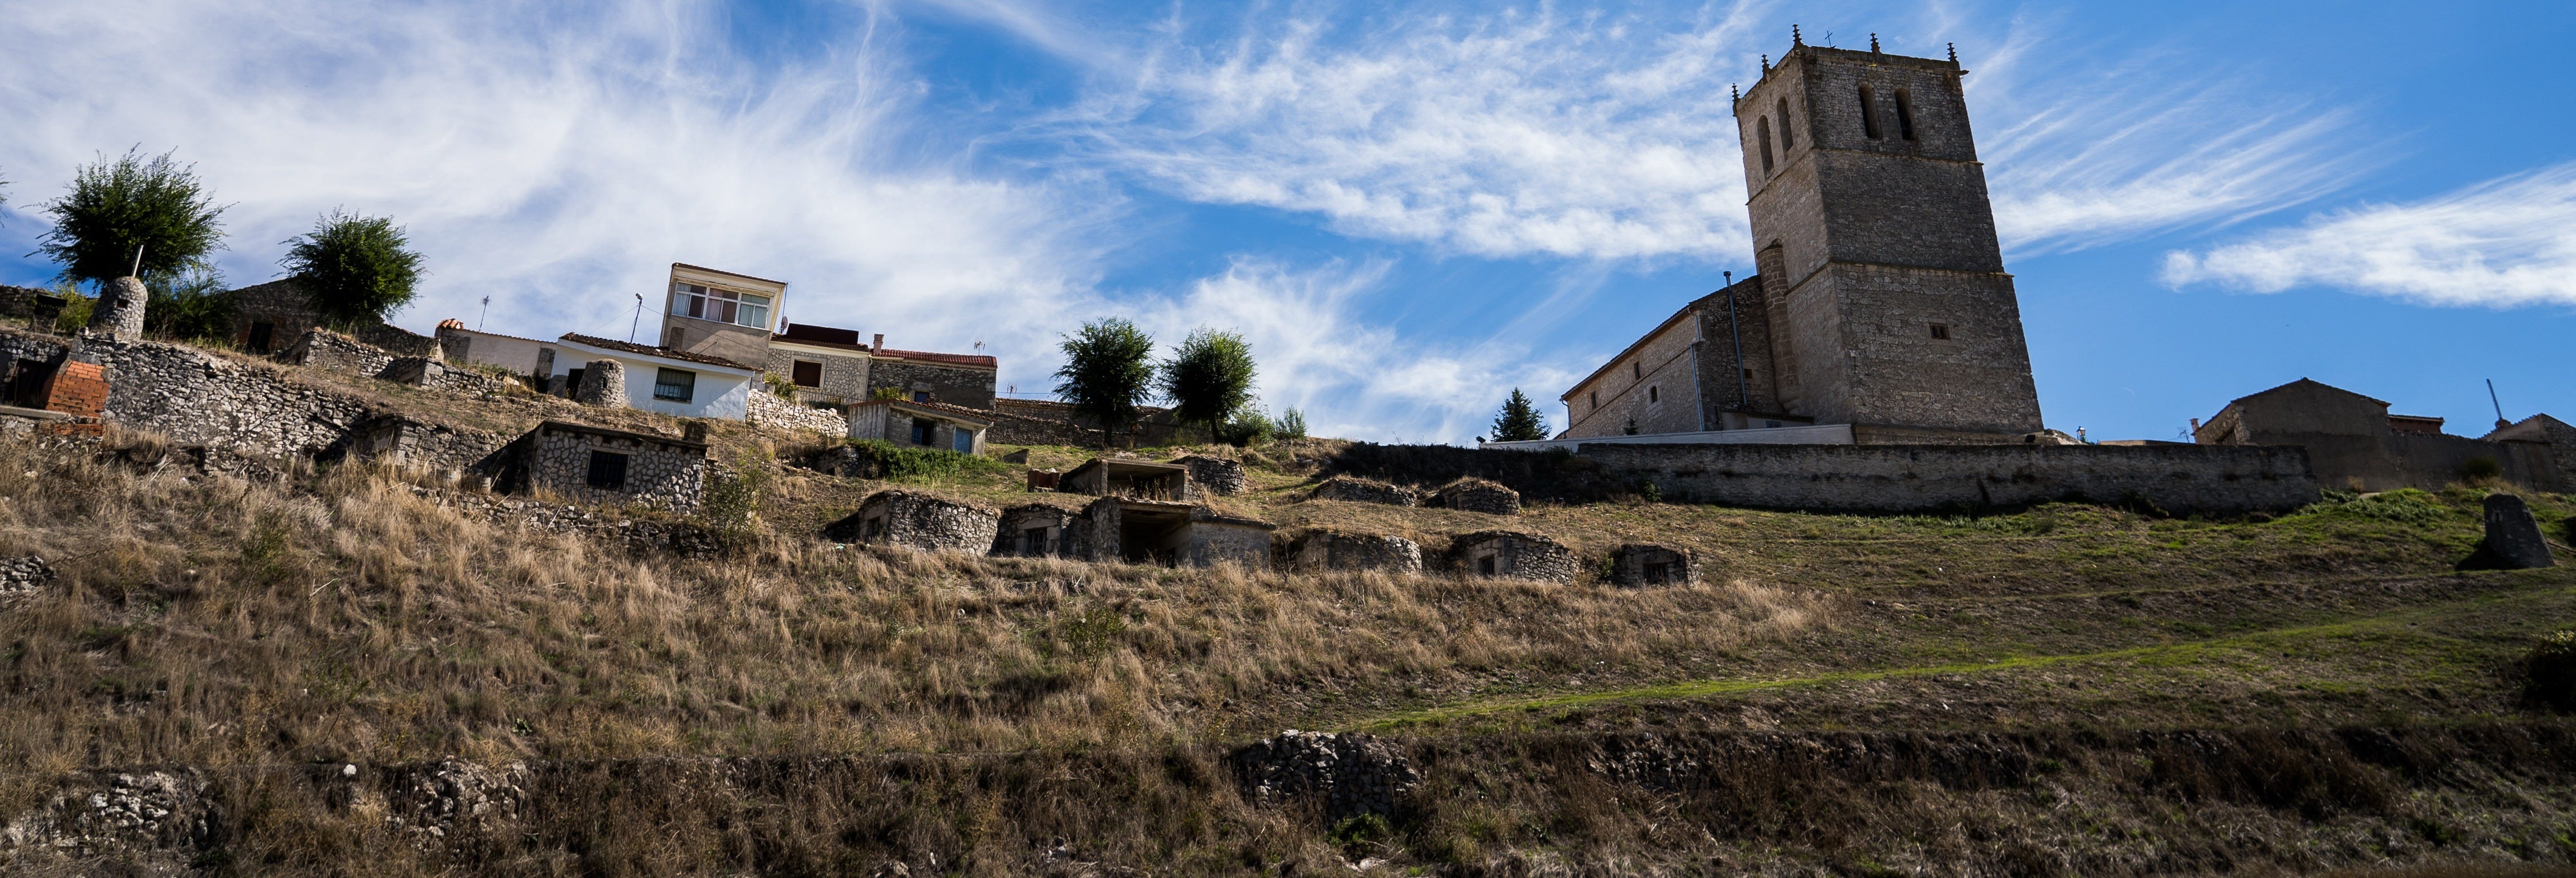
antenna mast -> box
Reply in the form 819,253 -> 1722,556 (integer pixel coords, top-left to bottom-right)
2488,378 -> 2510,429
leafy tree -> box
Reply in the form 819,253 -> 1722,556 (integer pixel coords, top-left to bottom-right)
1490,389 -> 1549,442
143,264 -> 235,343
280,209 -> 424,326
1159,327 -> 1258,442
1054,318 -> 1156,447
34,148 -> 228,287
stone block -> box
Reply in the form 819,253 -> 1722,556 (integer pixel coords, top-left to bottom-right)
1231,730 -> 1420,821
2478,494 -> 2556,570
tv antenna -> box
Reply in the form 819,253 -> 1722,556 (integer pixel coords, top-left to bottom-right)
479,295 -> 491,330
2488,378 -> 2510,429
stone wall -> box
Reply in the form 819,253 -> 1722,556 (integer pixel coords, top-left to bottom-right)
492,422 -> 708,512
1585,442 -> 2318,515
335,416 -> 507,477
76,333 -> 384,457
745,389 -> 849,435
1174,455 -> 1247,497
1427,478 -> 1520,516
765,348 -> 870,404
824,490 -> 999,554
575,360 -> 626,408
993,504 -> 1087,559
283,329 -> 398,378
866,358 -> 995,409
1449,531 -> 1577,583
1286,531 -> 1423,574
1231,731 -> 1419,821
1177,516 -> 1273,569
986,398 -> 1183,448
1307,475 -> 1420,507
224,277 -> 438,357
381,357 -> 507,396
1608,544 -> 1700,587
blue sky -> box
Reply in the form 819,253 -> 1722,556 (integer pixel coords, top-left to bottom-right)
1,0 -> 2569,444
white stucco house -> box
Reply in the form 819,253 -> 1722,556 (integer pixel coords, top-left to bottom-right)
552,333 -> 761,421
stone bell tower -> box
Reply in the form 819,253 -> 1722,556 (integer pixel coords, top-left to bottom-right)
1732,35 -> 2043,441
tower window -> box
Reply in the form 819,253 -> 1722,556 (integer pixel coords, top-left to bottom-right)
1590,390 -> 1598,410
1756,116 -> 1776,174
1649,386 -> 1659,402
1929,323 -> 1951,340
1858,85 -> 1882,139
1776,99 -> 1794,151
1631,362 -> 1641,379
1895,89 -> 1917,140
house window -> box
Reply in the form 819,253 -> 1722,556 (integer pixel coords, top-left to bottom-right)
653,368 -> 696,402
1858,85 -> 1882,139
1929,323 -> 1951,340
911,390 -> 930,403
1894,89 -> 1917,140
952,428 -> 974,453
910,417 -> 934,446
586,450 -> 629,491
791,360 -> 822,387
667,282 -> 772,330
247,322 -> 275,354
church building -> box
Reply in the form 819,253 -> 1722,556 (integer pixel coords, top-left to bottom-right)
1560,37 -> 2045,444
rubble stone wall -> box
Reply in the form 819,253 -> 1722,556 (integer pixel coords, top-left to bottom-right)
1286,531 -> 1423,574
283,329 -> 398,378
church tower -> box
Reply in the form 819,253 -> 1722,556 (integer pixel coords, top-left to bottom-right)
1733,38 -> 2042,441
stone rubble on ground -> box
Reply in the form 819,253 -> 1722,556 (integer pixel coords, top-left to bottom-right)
748,389 -> 850,434
385,758 -> 530,850
1231,730 -> 1420,821
0,555 -> 54,597
1307,476 -> 1420,507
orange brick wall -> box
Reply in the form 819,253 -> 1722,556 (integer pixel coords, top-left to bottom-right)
41,361 -> 107,418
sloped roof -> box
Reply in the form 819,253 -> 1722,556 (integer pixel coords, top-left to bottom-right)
558,333 -> 758,371
878,348 -> 997,368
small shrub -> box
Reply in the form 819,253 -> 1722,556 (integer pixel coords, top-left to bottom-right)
1275,408 -> 1308,440
1639,481 -> 1662,503
2524,630 -> 2576,711
697,452 -> 770,548
1330,813 -> 1392,845
762,373 -> 798,399
2461,455 -> 2503,482
844,438 -> 1014,481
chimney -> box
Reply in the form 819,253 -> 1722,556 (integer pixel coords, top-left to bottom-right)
872,333 -> 884,353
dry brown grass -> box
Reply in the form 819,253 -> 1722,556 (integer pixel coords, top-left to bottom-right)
0,432 -> 1827,780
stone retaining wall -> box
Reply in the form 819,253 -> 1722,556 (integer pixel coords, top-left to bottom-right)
746,389 -> 848,434
1583,442 -> 2321,515
282,329 -> 397,378
1285,531 -> 1423,574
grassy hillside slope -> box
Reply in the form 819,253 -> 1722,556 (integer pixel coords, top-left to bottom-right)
0,371 -> 2572,875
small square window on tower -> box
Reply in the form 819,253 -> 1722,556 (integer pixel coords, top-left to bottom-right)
1929,323 -> 1951,340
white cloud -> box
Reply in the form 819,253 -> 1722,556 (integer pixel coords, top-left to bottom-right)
2160,162 -> 2576,308
1064,8 -> 1766,262
0,0 -> 1110,362
1137,260 -> 1578,444
1971,29 -> 2370,254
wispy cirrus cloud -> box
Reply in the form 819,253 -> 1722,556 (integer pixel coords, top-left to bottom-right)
2160,162 -> 2576,308
1065,7 -> 1768,262
1971,28 -> 2371,254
